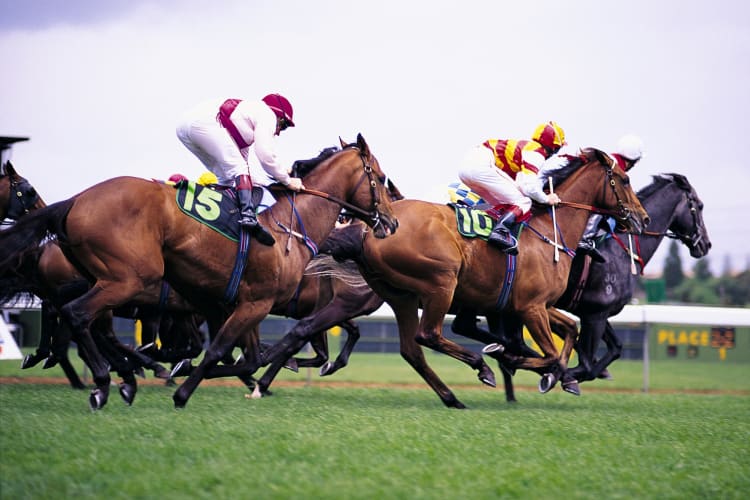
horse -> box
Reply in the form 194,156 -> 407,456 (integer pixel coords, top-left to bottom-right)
453,172 -> 711,402
259,148 -> 649,408
0,161 -> 46,222
549,172 -> 711,381
0,134 -> 398,409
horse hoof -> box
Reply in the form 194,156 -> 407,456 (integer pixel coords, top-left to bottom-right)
136,342 -> 155,352
478,367 -> 496,388
482,343 -> 504,354
284,358 -> 299,373
89,388 -> 108,410
42,356 -> 58,369
562,380 -> 581,396
538,373 -> 558,394
170,359 -> 192,378
597,369 -> 613,380
21,354 -> 42,369
119,383 -> 137,405
134,366 -> 146,379
153,366 -> 171,380
172,392 -> 187,409
319,362 -> 334,377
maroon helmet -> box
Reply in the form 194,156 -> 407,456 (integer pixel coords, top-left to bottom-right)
262,93 -> 295,127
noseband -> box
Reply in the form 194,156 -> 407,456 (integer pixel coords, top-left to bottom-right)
646,185 -> 704,249
1,174 -> 40,223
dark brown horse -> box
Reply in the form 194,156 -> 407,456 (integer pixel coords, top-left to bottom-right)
0,161 -> 46,222
0,134 -> 398,409
263,148 -> 649,408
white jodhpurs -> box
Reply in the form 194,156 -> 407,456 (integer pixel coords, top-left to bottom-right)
458,145 -> 532,214
176,116 -> 249,185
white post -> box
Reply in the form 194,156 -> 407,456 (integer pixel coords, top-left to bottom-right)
642,324 -> 650,393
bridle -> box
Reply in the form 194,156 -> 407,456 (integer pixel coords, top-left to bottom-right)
278,146 -> 391,231
1,172 -> 41,224
556,157 -> 634,224
644,183 -> 704,250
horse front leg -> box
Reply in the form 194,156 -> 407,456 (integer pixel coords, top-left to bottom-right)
516,306 -> 573,395
547,307 -> 581,395
392,297 -> 468,409
590,321 -> 622,379
173,304 -> 266,408
416,300 -> 496,390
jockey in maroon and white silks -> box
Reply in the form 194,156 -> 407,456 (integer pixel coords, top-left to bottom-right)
176,93 -> 303,246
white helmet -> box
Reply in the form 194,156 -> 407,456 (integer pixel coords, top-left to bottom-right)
615,134 -> 645,161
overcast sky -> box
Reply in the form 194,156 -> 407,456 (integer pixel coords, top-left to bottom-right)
1,0 -> 749,275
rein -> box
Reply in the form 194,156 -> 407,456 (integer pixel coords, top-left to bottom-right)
269,148 -> 387,230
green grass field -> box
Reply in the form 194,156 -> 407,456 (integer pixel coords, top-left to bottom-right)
1,351 -> 749,499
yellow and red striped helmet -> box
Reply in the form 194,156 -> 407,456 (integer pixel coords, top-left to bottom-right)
532,121 -> 566,149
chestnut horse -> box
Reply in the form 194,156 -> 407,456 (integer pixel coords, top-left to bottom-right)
263,148 -> 649,408
0,134 -> 398,409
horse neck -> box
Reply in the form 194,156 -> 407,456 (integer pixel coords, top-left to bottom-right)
273,152 -> 365,248
624,183 -> 681,266
549,164 -> 610,249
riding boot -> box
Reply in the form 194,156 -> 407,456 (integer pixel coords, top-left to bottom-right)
235,175 -> 275,246
577,214 -> 606,263
487,211 -> 519,255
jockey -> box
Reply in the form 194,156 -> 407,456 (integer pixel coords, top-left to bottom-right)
577,134 -> 645,262
458,121 -> 566,254
176,93 -> 305,246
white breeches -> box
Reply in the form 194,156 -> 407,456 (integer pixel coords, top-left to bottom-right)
176,115 -> 266,186
458,145 -> 532,214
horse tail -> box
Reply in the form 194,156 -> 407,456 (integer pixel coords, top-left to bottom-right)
0,199 -> 74,280
305,254 -> 368,289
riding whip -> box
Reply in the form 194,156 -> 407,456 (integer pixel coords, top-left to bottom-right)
549,178 -> 559,263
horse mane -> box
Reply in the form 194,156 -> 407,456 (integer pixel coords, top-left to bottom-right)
538,147 -> 597,188
637,173 -> 691,199
291,146 -> 341,178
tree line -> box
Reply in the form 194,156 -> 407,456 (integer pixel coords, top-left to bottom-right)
643,240 -> 750,306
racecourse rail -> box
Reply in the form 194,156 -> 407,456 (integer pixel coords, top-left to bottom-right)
2,301 -> 749,392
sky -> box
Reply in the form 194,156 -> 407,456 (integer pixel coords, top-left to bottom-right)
1,0 -> 749,276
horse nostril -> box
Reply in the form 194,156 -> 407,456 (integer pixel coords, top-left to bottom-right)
643,216 -> 651,227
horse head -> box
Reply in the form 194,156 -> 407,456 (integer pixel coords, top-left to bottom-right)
660,173 -> 711,257
0,161 -> 46,222
309,133 -> 398,238
542,148 -> 649,235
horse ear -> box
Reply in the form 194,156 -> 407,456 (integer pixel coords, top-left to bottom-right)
356,133 -> 370,157
592,149 -> 613,168
339,137 -> 347,148
6,161 -> 16,176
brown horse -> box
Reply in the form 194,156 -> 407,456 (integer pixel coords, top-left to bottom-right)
265,148 -> 649,408
0,134 -> 398,409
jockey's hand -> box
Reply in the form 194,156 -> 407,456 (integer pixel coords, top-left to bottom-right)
286,177 -> 305,192
547,193 -> 561,205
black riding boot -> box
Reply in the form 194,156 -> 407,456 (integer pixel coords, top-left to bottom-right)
235,175 -> 275,246
577,214 -> 606,263
487,211 -> 519,255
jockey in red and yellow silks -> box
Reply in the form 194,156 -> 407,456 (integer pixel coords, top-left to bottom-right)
458,121 -> 566,254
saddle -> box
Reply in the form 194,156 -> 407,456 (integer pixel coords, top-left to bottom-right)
174,181 -> 267,242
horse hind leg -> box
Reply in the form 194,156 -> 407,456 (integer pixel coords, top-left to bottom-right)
321,319 -> 360,376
